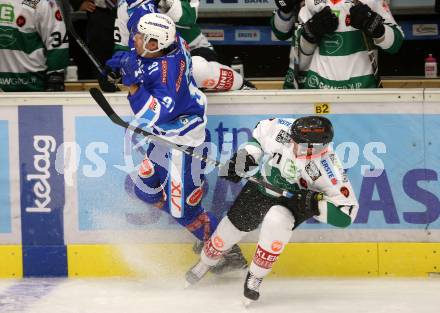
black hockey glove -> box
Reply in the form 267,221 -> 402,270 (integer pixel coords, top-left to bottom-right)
220,149 -> 258,183
284,190 -> 322,227
302,6 -> 339,44
349,2 -> 385,38
45,71 -> 65,92
274,0 -> 298,14
98,66 -> 121,92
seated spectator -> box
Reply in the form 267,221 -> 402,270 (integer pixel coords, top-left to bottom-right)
0,0 -> 68,91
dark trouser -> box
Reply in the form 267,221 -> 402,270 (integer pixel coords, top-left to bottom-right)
227,182 -> 286,232
86,7 -> 116,78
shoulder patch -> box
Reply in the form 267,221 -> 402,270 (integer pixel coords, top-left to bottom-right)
305,161 -> 322,181
22,0 -> 40,9
275,130 -> 291,144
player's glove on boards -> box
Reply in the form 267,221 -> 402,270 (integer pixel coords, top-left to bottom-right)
221,149 -> 258,183
302,6 -> 339,44
274,0 -> 298,14
284,190 -> 322,227
349,2 -> 385,38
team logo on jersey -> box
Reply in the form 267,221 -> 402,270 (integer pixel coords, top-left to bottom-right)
55,10 -> 62,21
305,161 -> 321,181
283,159 -> 298,180
321,159 -> 337,185
213,236 -> 224,249
323,33 -> 344,55
16,15 -> 26,27
340,186 -> 350,198
275,130 -> 291,144
329,0 -> 342,4
314,0 -> 327,5
299,177 -> 308,189
186,186 -> 204,206
271,241 -> 283,253
202,79 -> 216,88
138,157 -> 155,178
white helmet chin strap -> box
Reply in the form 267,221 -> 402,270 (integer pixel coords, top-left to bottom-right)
141,35 -> 160,56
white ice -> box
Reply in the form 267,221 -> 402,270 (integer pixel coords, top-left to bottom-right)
0,275 -> 439,313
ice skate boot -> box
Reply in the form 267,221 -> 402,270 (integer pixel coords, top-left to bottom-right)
243,271 -> 263,306
185,259 -> 212,287
210,244 -> 247,275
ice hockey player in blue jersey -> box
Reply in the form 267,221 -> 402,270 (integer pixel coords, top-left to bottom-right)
105,12 -> 247,274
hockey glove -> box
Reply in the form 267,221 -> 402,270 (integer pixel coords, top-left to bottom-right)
274,0 -> 298,14
302,6 -> 339,44
220,150 -> 258,183
349,2 -> 385,38
120,52 -> 144,86
284,190 -> 322,227
45,71 -> 65,92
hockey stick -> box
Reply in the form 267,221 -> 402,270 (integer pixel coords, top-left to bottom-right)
55,0 -> 119,86
89,87 -> 294,198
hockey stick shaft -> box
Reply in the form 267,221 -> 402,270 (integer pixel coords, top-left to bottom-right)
352,0 -> 382,87
56,0 -> 106,75
89,88 -> 293,198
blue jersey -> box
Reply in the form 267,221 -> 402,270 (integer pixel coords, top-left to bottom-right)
127,35 -> 207,147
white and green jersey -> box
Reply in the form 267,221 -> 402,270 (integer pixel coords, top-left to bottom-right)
272,0 -> 404,89
0,0 -> 68,91
114,0 -> 210,52
244,118 -> 359,227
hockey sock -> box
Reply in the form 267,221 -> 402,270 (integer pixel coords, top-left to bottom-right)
249,205 -> 295,278
201,216 -> 248,266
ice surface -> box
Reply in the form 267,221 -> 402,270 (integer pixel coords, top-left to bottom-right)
0,276 -> 439,313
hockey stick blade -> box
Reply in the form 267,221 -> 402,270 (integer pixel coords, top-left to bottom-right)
89,88 -> 294,198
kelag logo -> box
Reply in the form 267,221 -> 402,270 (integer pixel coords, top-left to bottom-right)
26,135 -> 56,213
19,106 -> 65,246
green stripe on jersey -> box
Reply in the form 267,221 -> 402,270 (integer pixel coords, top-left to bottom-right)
114,44 -> 129,52
382,25 -> 404,54
304,70 -> 377,89
0,26 -> 43,54
318,30 -> 366,57
270,16 -> 292,41
177,25 -> 201,45
0,71 -> 45,91
326,202 -> 352,228
46,49 -> 69,72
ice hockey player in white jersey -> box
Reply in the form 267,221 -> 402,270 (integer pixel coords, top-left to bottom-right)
271,0 -> 404,89
0,0 -> 68,91
103,0 -> 254,92
185,116 -> 359,304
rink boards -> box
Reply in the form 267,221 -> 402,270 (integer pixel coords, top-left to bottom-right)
0,89 -> 440,277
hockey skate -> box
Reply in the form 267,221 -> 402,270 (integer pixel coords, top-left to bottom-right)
239,80 -> 257,90
209,244 -> 247,275
243,271 -> 263,306
185,259 -> 212,287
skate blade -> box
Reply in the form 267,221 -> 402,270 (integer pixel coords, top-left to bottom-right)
242,297 -> 255,308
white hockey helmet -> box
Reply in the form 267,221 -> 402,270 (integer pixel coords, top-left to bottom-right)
136,13 -> 176,54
